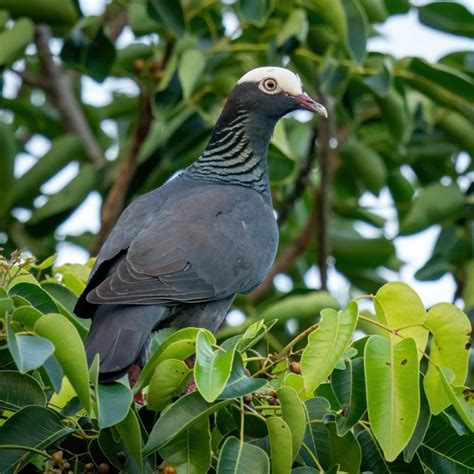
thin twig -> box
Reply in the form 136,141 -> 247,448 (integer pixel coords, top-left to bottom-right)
315,94 -> 335,290
278,125 -> 318,225
34,25 -> 104,167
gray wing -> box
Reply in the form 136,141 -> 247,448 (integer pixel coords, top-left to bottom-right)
85,185 -> 277,306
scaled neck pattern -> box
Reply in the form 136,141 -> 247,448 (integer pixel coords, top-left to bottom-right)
185,102 -> 275,201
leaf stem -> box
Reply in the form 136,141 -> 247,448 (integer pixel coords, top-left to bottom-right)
301,441 -> 324,471
278,322 -> 320,358
0,444 -> 51,459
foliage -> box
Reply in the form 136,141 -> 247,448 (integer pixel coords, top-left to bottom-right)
0,0 -> 472,322
0,252 -> 472,473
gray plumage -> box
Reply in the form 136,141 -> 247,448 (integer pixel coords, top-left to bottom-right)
74,67 -> 326,382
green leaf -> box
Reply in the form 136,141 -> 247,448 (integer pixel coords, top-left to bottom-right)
277,386 -> 306,460
238,0 -> 273,26
340,141 -> 387,194
0,123 -> 16,213
143,391 -> 232,455
267,416 -> 293,474
419,412 -> 474,472
301,301 -> 358,394
424,303 -> 471,414
0,406 -> 75,474
332,357 -> 367,435
219,352 -> 266,399
97,381 -> 132,428
9,282 -> 59,315
160,417 -> 211,474
115,408 -> 143,471
148,0 -> 185,37
0,18 -> 33,66
13,134 -> 85,206
400,183 -> 465,235
195,330 -> 235,402
6,313 -> 54,373
11,305 -> 43,329
374,281 -> 429,356
0,370 -> 47,410
135,327 -> 200,392
147,358 -> 190,411
342,0 -> 368,64
438,367 -> 473,431
418,2 -> 474,38
216,436 -> 270,474
178,49 -> 206,99
404,385 -> 431,462
34,313 -> 91,412
365,336 -> 420,462
0,0 -> 78,25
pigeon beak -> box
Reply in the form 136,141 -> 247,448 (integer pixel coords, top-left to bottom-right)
295,93 -> 328,118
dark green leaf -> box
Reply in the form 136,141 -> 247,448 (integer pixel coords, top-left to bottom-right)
418,2 -> 474,38
216,436 -> 270,473
97,382 -> 132,428
0,406 -> 75,474
143,391 -> 232,455
148,0 -> 185,37
0,370 -> 47,410
9,282 -> 59,315
238,0 -> 273,26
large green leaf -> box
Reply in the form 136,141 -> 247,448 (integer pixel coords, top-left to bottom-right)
418,412 -> 474,473
301,301 -> 358,393
178,49 -> 206,99
143,391 -> 232,455
96,382 -> 132,428
0,406 -> 75,474
9,282 -> 59,315
0,370 -> 47,410
0,18 -> 33,66
0,123 -> 16,213
365,336 -> 419,461
332,357 -> 367,435
0,0 -> 78,25
148,0 -> 185,37
418,2 -> 474,38
135,327 -> 200,392
6,313 -> 54,373
216,436 -> 270,474
278,386 -> 306,460
267,416 -> 293,474
424,303 -> 470,413
34,313 -> 91,412
160,417 -> 211,474
374,281 -> 428,356
195,330 -> 235,402
115,408 -> 143,471
400,183 -> 465,235
147,358 -> 190,411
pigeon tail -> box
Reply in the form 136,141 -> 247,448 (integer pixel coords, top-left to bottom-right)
85,303 -> 168,383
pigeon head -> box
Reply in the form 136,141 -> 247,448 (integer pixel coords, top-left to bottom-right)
233,66 -> 328,119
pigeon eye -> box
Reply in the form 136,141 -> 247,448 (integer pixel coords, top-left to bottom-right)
262,78 -> 278,92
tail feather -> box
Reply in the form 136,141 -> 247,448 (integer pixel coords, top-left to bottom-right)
85,304 -> 168,383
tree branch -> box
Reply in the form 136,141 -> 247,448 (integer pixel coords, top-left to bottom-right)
278,125 -> 318,225
315,94 -> 335,290
249,213 -> 317,301
90,94 -> 154,256
34,25 -> 104,167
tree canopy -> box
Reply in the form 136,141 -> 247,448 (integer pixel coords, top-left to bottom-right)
0,0 -> 473,472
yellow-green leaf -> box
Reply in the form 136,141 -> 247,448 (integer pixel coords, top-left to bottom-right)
301,301 -> 358,394
424,303 -> 471,414
365,336 -> 419,461
375,281 -> 428,357
267,417 -> 293,474
35,313 -> 91,412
